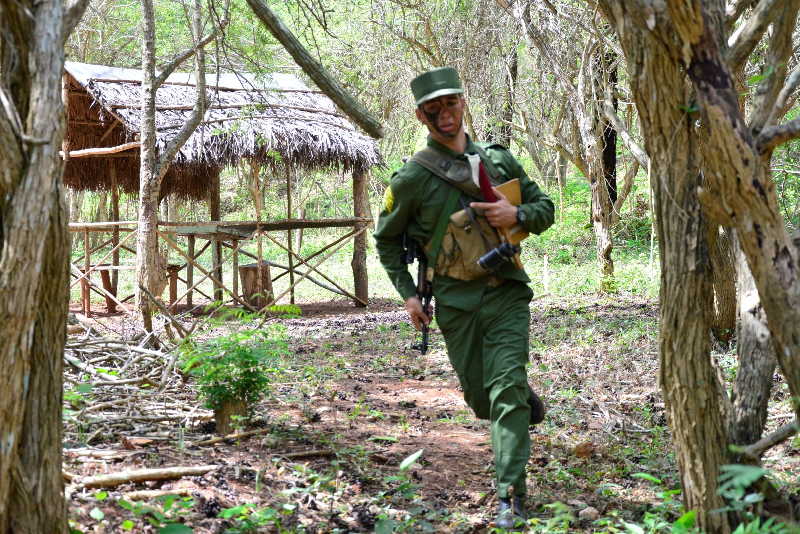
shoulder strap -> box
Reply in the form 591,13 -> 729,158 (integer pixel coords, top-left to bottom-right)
425,187 -> 460,277
411,148 -> 483,199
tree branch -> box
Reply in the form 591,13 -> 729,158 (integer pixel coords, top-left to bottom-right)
603,80 -> 649,168
611,159 -> 640,226
748,0 -> 800,133
725,0 -> 758,30
63,0 -> 91,43
153,19 -> 229,89
155,0 -> 207,177
743,419 -> 799,459
245,0 -> 384,139
756,117 -> 800,153
762,63 -> 800,130
726,0 -> 785,69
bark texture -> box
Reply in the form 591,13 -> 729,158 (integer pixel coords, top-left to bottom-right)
0,0 -> 81,531
135,0 -> 208,324
709,227 -> 736,342
730,232 -> 776,446
597,3 -> 731,531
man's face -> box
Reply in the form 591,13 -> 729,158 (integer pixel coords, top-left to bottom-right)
416,94 -> 465,140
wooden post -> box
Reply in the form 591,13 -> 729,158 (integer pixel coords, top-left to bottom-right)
83,228 -> 91,315
186,235 -> 195,307
352,169 -> 369,307
209,169 -> 223,302
232,240 -> 239,300
257,224 -> 264,309
167,264 -> 181,313
286,167 -> 295,304
99,269 -> 117,313
110,166 -> 120,295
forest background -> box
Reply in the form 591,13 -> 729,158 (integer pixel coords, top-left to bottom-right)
4,0 -> 800,533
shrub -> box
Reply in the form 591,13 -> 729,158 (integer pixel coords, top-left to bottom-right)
180,325 -> 289,412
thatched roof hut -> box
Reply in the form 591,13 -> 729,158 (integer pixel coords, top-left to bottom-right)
63,62 -> 381,200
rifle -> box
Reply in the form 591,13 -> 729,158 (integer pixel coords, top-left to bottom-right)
402,233 -> 432,354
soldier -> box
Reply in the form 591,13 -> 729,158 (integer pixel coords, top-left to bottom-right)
374,67 -> 555,529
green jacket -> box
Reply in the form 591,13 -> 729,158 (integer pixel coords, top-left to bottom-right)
374,136 -> 555,311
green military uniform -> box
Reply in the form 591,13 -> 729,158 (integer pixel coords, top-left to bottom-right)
374,135 -> 555,498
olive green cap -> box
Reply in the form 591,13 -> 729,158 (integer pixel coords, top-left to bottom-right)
410,67 -> 464,105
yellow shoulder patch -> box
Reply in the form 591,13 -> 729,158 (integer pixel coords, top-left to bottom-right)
383,185 -> 395,213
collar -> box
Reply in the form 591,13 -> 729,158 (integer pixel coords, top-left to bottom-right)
426,134 -> 479,158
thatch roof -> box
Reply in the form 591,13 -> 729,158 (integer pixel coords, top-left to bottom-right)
63,62 -> 381,200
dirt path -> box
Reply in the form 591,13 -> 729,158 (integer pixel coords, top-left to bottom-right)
68,294 -> 793,533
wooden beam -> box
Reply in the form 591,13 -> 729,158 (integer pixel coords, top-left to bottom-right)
60,141 -> 140,159
87,76 -> 323,93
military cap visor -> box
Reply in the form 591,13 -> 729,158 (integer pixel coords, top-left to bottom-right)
411,67 -> 464,105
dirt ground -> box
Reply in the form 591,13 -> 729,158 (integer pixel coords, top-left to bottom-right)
64,294 -> 799,533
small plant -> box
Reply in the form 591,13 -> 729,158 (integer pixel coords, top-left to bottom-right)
180,325 -> 289,434
115,494 -> 195,532
219,503 -> 289,533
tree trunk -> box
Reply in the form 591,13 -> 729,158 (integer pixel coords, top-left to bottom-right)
709,227 -> 737,343
0,0 -> 82,530
596,4 -> 731,530
730,231 -> 776,447
135,0 -> 161,331
135,0 -> 210,325
599,51 -> 618,206
497,48 -> 518,147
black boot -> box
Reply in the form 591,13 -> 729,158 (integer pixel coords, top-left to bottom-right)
494,496 -> 527,530
528,385 -> 545,425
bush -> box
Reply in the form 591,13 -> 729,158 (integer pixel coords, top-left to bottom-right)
180,325 -> 289,412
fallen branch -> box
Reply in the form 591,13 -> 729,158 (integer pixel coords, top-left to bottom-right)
75,465 -> 219,489
190,428 -> 273,447
743,419 -> 799,459
125,488 -> 194,500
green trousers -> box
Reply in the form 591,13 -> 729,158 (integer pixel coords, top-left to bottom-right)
436,280 -> 532,498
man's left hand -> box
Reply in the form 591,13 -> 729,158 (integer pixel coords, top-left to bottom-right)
470,187 -> 517,228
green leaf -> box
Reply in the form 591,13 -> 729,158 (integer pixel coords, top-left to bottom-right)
121,520 -> 135,530
375,517 -> 398,534
158,524 -> 193,534
673,510 -> 696,529
77,383 -> 93,394
220,504 -> 247,519
631,472 -> 662,485
94,490 -> 108,501
718,464 -> 769,494
89,507 -> 105,521
368,435 -> 398,443
399,448 -> 424,472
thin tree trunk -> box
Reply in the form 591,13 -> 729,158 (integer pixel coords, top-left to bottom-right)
730,231 -> 776,446
709,227 -> 737,343
135,0 -> 210,326
136,0 -> 161,331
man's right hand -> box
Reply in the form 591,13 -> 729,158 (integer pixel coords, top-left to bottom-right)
404,296 -> 430,331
